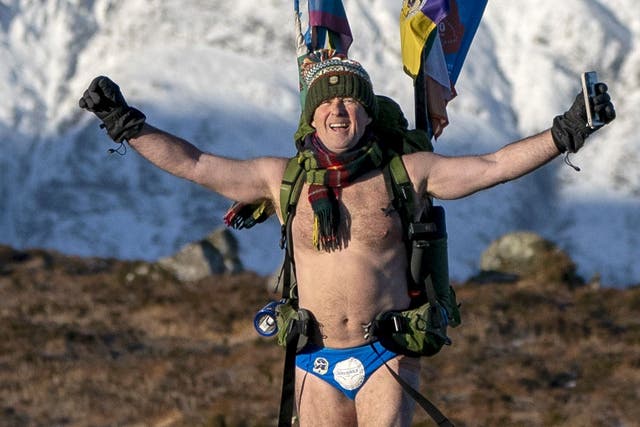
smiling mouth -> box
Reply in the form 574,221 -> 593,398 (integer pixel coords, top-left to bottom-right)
329,123 -> 349,129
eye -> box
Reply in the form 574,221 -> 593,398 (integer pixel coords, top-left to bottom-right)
319,98 -> 335,107
343,98 -> 356,104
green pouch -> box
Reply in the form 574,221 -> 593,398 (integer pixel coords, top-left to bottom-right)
375,302 -> 451,358
275,300 -> 311,352
275,300 -> 297,347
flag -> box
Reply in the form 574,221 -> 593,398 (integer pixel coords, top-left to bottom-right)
422,35 -> 456,138
295,0 -> 353,109
400,0 -> 449,79
296,0 -> 352,54
401,0 -> 487,138
441,0 -> 487,85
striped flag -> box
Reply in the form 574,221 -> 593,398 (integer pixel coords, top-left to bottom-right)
296,0 -> 352,54
295,0 -> 353,110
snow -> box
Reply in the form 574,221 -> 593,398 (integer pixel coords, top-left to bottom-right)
1,0 -> 639,286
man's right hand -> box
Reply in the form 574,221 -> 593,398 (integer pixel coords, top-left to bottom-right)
79,76 -> 146,143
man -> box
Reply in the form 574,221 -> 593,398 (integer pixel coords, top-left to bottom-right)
79,50 -> 615,426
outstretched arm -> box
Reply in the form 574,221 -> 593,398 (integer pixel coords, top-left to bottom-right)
405,129 -> 558,200
127,124 -> 286,203
79,76 -> 286,205
404,83 -> 616,200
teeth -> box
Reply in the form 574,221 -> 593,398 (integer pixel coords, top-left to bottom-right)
330,123 -> 349,129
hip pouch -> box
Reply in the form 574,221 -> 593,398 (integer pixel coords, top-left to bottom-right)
368,302 -> 451,358
275,299 -> 313,353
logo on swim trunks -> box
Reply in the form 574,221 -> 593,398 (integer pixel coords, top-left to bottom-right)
332,357 -> 365,391
313,357 -> 329,375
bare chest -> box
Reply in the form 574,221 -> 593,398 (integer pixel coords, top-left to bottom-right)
291,171 -> 404,251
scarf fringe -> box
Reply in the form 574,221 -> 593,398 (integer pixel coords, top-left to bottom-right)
311,192 -> 339,251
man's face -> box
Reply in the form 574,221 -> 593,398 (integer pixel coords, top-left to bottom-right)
311,97 -> 372,154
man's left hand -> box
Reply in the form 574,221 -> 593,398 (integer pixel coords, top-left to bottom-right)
551,82 -> 616,153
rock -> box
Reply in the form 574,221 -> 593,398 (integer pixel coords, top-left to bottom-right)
205,228 -> 243,274
157,228 -> 243,282
0,246 -> 54,275
478,231 -> 582,285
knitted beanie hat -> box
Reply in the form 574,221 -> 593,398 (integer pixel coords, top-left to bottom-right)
299,49 -> 378,126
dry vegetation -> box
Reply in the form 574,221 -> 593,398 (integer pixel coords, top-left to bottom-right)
1,245 -> 639,427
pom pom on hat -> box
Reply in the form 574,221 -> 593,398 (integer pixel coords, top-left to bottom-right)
299,49 -> 378,126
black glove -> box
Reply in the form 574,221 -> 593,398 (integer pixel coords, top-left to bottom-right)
79,76 -> 146,143
551,82 -> 616,153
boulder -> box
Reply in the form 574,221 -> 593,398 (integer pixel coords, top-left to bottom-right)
158,228 -> 243,282
205,228 -> 243,273
477,231 -> 582,285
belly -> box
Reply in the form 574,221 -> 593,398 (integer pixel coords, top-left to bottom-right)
293,245 -> 411,347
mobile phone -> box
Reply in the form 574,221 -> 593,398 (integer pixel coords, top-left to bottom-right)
581,71 -> 604,129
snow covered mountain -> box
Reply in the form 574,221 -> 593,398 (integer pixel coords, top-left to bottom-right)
1,0 -> 639,285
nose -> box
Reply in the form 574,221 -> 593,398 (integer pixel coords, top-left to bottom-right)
328,98 -> 347,114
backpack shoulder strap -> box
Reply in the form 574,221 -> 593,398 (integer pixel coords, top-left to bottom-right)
280,156 -> 305,227
277,155 -> 306,303
382,153 -> 440,306
277,157 -> 306,426
382,154 -> 416,238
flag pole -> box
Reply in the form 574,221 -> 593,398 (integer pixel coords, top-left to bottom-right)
414,46 -> 434,140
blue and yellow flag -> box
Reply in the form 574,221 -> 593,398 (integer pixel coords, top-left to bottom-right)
400,0 -> 447,79
401,0 -> 487,138
441,0 -> 487,85
401,0 -> 486,84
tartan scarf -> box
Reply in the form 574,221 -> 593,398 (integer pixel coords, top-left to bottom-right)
298,131 -> 384,251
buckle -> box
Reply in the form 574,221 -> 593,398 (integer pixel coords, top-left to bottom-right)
362,312 -> 406,340
390,314 -> 403,333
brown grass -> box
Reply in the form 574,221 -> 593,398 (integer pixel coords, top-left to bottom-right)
1,245 -> 638,426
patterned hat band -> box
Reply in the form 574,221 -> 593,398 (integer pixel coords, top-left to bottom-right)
301,58 -> 372,88
299,49 -> 378,126
303,72 -> 377,125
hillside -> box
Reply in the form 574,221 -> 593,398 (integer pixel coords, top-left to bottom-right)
1,0 -> 639,285
2,245 -> 639,427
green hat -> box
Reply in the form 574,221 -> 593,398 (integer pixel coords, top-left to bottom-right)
299,49 -> 378,126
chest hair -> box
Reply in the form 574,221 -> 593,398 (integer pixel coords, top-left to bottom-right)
291,171 -> 404,251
